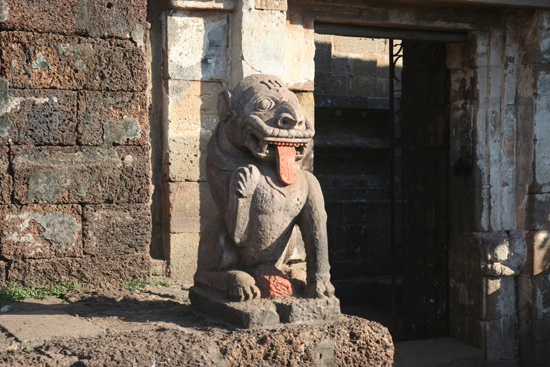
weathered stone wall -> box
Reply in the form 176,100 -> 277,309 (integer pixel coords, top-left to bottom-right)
516,10 -> 550,367
445,18 -> 523,362
0,0 -> 152,287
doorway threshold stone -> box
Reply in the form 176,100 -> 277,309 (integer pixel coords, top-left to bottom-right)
393,337 -> 485,367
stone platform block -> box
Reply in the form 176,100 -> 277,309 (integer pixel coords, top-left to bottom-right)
12,145 -> 150,205
0,205 -> 82,260
190,286 -> 280,328
275,295 -> 341,323
0,31 -> 146,91
190,286 -> 342,328
220,314 -> 393,366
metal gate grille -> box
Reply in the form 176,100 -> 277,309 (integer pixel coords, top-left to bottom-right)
391,40 -> 451,339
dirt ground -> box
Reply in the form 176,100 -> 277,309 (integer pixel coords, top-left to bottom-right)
0,282 -> 394,367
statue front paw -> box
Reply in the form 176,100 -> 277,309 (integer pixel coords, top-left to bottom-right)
231,165 -> 260,198
305,276 -> 335,298
227,270 -> 261,301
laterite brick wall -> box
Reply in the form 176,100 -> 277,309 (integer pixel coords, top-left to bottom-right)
0,0 -> 152,287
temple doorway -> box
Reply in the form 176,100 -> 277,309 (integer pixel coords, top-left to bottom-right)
313,25 -> 462,340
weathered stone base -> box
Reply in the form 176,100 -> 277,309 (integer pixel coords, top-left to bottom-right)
189,286 -> 342,328
0,314 -> 394,366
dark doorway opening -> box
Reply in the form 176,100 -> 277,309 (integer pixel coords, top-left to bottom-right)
313,24 -> 457,340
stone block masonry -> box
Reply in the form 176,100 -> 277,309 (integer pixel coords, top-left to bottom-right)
11,146 -> 150,205
0,32 -> 146,91
0,0 -> 151,287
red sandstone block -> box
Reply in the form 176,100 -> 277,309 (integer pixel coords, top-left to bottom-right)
0,146 -> 11,204
0,204 -> 82,260
83,204 -> 151,256
7,253 -> 151,288
1,89 -> 77,145
0,0 -> 147,41
77,91 -> 148,146
0,32 -> 146,91
11,145 -> 151,205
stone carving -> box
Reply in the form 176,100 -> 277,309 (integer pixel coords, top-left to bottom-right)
194,74 -> 335,302
480,231 -> 525,277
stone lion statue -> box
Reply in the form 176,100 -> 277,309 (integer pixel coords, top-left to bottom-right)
194,74 -> 335,302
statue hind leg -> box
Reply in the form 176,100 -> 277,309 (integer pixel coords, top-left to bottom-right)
194,215 -> 261,301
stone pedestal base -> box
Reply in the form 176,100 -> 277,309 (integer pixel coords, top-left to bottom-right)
189,286 -> 342,328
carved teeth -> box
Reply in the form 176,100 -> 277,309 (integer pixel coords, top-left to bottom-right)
259,141 -> 269,153
271,141 -> 305,147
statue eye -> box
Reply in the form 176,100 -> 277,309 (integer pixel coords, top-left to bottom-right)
255,97 -> 276,111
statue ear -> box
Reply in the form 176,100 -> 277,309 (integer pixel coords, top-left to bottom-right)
217,90 -> 233,122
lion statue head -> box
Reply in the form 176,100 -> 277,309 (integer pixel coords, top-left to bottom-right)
212,74 -> 314,185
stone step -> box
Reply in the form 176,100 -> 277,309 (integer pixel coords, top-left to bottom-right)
393,337 -> 483,367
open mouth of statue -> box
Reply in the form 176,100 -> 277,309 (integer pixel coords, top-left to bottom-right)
246,132 -> 310,186
246,132 -> 309,158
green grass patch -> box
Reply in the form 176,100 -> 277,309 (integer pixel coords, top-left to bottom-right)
0,279 -> 82,306
120,277 -> 171,291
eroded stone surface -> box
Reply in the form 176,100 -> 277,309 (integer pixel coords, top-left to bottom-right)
0,205 -> 82,260
0,145 -> 11,204
7,253 -> 150,288
0,299 -> 105,348
0,89 -> 78,146
12,145 -> 150,204
0,0 -> 147,39
0,31 -> 146,91
78,91 -> 148,146
165,12 -> 229,81
83,204 -> 151,256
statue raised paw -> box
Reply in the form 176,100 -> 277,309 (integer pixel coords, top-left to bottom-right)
194,74 -> 335,301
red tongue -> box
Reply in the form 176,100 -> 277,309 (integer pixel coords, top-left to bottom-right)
275,145 -> 297,185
